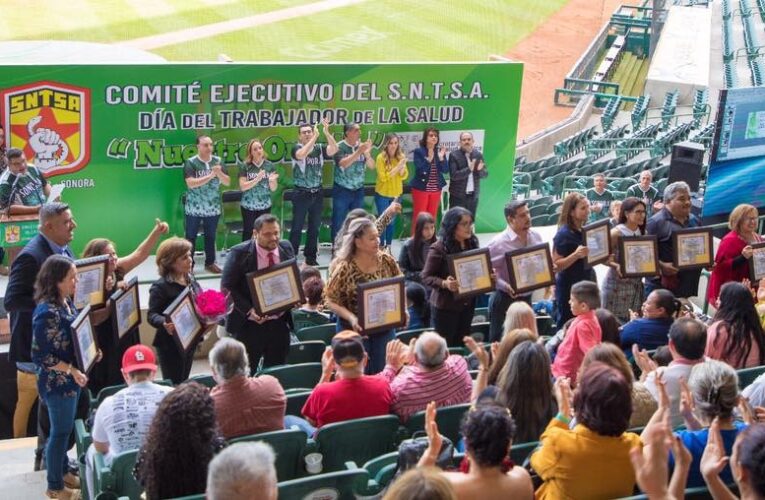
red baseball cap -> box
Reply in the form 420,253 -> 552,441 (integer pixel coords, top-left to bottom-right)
122,345 -> 158,373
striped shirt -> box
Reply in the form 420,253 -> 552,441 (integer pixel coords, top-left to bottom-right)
380,355 -> 472,421
425,158 -> 440,192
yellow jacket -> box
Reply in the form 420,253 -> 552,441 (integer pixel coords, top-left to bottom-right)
530,418 -> 641,499
375,152 -> 408,197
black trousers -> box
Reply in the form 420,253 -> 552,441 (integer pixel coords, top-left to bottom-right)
156,343 -> 196,385
449,194 -> 478,217
241,206 -> 271,242
488,290 -> 532,342
234,319 -> 291,374
431,303 -> 475,347
289,188 -> 324,262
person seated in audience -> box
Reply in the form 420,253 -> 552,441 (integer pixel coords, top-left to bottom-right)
669,359 -> 750,488
418,401 -> 534,499
551,281 -> 602,385
405,282 -> 430,330
487,328 -> 537,386
208,338 -> 286,440
608,199 -> 622,228
206,442 -> 278,500
742,371 -> 765,409
706,281 -> 765,369
301,331 -> 393,429
383,466 -> 457,500
86,345 -> 172,498
134,382 -> 225,500
702,422 -> 765,500
620,289 -> 680,356
473,339 -> 557,444
530,363 -> 641,499
380,332 -> 472,422
579,343 -> 657,428
501,301 -> 537,339
292,276 -> 331,328
652,345 -> 673,367
399,212 -> 437,285
477,302 -> 537,373
596,308 -> 621,346
637,317 -> 708,427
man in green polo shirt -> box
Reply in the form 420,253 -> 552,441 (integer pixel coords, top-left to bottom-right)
586,173 -> 614,222
0,148 -> 50,215
290,119 -> 338,266
183,135 -> 230,274
331,122 -> 375,241
626,170 -> 663,217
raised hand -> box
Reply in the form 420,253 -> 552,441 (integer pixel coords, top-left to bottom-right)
700,418 -> 729,479
463,336 -> 489,370
154,218 -> 170,234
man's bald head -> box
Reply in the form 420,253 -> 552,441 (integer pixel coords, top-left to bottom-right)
415,332 -> 447,369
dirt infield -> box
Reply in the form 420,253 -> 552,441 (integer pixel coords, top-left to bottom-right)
509,0 -> 637,142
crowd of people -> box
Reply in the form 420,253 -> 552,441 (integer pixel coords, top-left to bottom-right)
3,123 -> 765,499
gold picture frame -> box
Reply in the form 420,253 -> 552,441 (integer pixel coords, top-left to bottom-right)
504,243 -> 555,294
73,255 -> 109,310
246,259 -> 305,317
445,248 -> 495,299
357,277 -> 406,334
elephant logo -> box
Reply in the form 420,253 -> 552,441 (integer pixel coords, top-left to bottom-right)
0,81 -> 91,176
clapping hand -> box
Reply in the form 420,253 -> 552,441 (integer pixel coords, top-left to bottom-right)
463,336 -> 489,370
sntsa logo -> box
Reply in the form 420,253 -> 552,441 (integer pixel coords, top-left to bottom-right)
1,81 -> 91,177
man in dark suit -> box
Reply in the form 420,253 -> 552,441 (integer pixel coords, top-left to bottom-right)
5,202 -> 76,468
221,214 -> 295,374
448,132 -> 487,217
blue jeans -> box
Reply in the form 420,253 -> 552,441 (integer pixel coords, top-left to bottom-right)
331,185 -> 365,242
374,194 -> 396,246
43,389 -> 80,491
335,318 -> 395,375
284,415 -> 316,437
185,214 -> 219,266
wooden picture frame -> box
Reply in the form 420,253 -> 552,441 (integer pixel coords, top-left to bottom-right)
357,276 -> 406,334
504,243 -> 555,294
73,255 -> 110,310
246,259 -> 305,317
163,287 -> 204,354
619,235 -> 660,278
445,248 -> 494,299
582,219 -> 612,267
672,227 -> 714,270
110,277 -> 141,341
748,241 -> 765,282
71,304 -> 98,375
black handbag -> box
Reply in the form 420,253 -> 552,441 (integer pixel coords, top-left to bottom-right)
393,431 -> 454,478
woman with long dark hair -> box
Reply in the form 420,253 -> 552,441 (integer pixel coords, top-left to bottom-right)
410,128 -> 448,230
422,207 -> 481,346
399,212 -> 436,284
405,281 -> 430,330
706,281 -> 765,368
602,197 -> 647,323
134,382 -> 224,499
374,133 -> 408,248
552,192 -> 594,328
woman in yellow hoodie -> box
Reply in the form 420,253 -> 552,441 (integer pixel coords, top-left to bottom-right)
374,133 -> 408,250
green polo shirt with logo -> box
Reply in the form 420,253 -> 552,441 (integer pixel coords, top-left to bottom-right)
586,188 -> 614,221
291,143 -> 328,189
183,155 -> 225,217
332,140 -> 366,190
0,165 -> 48,210
238,159 -> 275,211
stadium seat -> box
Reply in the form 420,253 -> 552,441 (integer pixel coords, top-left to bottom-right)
529,205 -> 547,217
536,315 -> 555,336
531,214 -> 548,227
286,341 -> 326,365
286,390 -> 312,417
221,190 -> 244,251
277,463 -> 369,500
470,322 -> 490,342
473,307 -> 489,323
737,365 -> 765,389
395,327 -> 429,344
296,324 -> 336,344
92,449 -> 142,500
510,440 -> 539,466
406,403 -> 471,445
259,363 -> 322,391
313,415 -> 401,472
361,452 -> 399,496
228,427 -> 308,481
186,374 -> 216,388
292,310 -> 332,333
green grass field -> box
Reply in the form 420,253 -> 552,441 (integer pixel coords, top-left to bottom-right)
1,0 -> 569,62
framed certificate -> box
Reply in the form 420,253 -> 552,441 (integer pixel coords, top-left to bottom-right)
163,287 -> 205,354
357,276 -> 406,334
619,235 -> 660,278
246,259 -> 305,316
73,255 -> 110,310
110,277 -> 141,341
672,227 -> 714,270
748,241 -> 765,282
505,243 -> 555,294
446,248 -> 494,299
582,219 -> 612,267
71,304 -> 98,376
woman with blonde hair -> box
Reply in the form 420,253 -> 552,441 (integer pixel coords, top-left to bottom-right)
384,467 -> 457,500
375,133 -> 408,249
238,138 -> 279,241
487,327 -> 537,386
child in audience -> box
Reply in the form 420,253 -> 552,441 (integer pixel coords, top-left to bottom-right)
551,281 -> 602,385
405,282 -> 430,330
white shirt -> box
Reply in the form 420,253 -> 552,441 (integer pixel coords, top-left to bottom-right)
644,361 -> 696,428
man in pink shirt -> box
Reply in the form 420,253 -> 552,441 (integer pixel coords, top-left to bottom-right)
551,281 -> 602,385
380,332 -> 472,421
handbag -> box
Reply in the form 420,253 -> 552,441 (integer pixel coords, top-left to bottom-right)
393,431 -> 454,478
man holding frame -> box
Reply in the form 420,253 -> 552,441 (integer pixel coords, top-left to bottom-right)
221,214 -> 295,373
486,200 -> 544,342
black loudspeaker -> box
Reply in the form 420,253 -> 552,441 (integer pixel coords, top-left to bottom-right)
668,141 -> 705,192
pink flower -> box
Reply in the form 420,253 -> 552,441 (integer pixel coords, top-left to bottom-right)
195,289 -> 228,317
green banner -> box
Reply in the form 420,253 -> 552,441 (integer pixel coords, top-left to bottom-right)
0,62 -> 522,255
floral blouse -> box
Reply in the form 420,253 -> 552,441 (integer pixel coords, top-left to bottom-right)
325,253 -> 401,314
31,299 -> 79,397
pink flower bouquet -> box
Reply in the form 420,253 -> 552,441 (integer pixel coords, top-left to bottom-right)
194,289 -> 232,324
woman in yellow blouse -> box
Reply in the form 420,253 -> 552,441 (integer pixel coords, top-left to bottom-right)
374,133 -> 408,249
530,362 -> 642,499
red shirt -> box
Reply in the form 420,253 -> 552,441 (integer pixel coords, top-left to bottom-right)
707,230 -> 762,303
551,310 -> 602,384
301,376 -> 393,428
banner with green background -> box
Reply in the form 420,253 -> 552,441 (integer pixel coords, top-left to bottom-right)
0,62 -> 522,255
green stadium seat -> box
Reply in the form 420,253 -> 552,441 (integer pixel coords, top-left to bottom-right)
546,213 -> 560,226
314,415 -> 401,472
228,427 -> 308,481
531,214 -> 548,227
510,440 -> 539,466
286,390 -> 312,417
92,449 -> 142,500
473,307 -> 489,323
168,495 -> 205,500
395,327 -> 429,344
292,309 -> 332,333
277,463 -> 369,500
470,322 -> 490,342
738,365 -> 765,389
186,374 -> 216,388
361,452 -> 399,496
286,341 -> 327,365
259,363 -> 322,391
529,205 -> 547,217
406,403 -> 471,445
536,315 -> 555,336
296,324 -> 336,344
